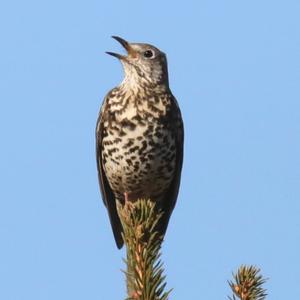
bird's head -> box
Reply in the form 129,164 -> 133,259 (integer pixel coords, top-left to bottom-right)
106,36 -> 169,90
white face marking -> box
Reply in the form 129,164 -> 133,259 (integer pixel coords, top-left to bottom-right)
117,43 -> 168,89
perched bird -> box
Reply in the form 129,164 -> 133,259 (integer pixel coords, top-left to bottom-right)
96,36 -> 184,249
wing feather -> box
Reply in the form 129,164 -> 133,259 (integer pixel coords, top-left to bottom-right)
95,95 -> 124,249
158,95 -> 184,237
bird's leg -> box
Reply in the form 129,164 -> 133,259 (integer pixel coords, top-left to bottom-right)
124,192 -> 129,203
124,192 -> 134,211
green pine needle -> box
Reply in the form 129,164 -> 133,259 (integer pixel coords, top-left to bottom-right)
228,265 -> 268,300
117,199 -> 171,300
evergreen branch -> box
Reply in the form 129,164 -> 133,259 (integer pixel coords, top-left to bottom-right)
228,265 -> 268,300
117,199 -> 171,300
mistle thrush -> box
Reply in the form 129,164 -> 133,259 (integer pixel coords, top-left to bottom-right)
96,36 -> 184,248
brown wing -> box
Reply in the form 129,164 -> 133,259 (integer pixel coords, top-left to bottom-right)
95,95 -> 124,249
158,95 -> 184,238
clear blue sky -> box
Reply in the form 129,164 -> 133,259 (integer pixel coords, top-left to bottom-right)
0,1 -> 299,299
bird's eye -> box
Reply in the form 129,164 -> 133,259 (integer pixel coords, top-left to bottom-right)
143,50 -> 155,58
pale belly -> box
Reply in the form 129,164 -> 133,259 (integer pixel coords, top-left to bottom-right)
102,122 -> 176,202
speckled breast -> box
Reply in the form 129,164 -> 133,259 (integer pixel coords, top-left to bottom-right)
101,107 -> 176,202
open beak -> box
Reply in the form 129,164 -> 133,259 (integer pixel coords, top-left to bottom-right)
106,36 -> 135,59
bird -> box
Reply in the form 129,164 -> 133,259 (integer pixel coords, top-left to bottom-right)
96,36 -> 184,249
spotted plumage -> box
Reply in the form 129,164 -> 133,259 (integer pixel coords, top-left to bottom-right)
96,36 -> 184,248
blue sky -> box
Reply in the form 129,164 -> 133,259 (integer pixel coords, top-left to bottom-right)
0,0 -> 299,299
